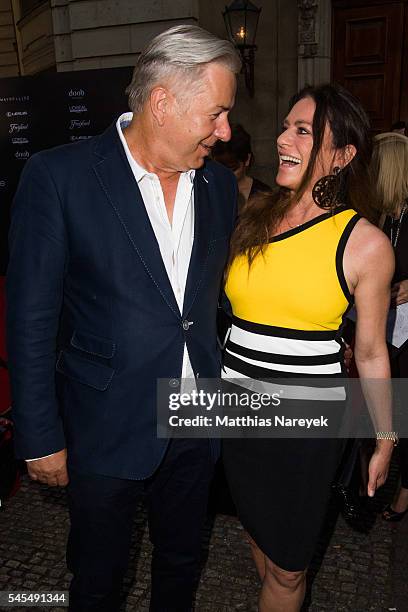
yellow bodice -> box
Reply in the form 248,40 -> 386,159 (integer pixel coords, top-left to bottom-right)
225,208 -> 359,332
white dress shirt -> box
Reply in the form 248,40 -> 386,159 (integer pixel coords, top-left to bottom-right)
27,113 -> 196,462
117,112 -> 195,381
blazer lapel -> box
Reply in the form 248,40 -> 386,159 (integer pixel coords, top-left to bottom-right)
92,124 -> 180,318
183,168 -> 213,317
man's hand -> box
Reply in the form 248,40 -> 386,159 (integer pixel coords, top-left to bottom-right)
27,449 -> 69,487
391,279 -> 408,306
367,442 -> 393,497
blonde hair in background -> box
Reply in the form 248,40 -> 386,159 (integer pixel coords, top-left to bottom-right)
371,132 -> 408,214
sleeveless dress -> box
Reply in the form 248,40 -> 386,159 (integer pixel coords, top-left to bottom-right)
222,207 -> 360,572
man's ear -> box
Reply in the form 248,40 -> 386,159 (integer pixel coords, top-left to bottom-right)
149,86 -> 170,127
336,144 -> 357,170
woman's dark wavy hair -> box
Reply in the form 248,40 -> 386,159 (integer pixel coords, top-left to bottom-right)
227,83 -> 378,270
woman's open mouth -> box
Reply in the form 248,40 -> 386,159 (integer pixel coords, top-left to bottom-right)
279,154 -> 301,167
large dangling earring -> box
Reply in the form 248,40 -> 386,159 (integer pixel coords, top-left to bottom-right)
312,166 -> 344,210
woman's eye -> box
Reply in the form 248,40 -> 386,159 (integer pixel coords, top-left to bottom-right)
298,127 -> 310,135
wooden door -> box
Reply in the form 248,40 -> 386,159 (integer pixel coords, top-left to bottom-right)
332,1 -> 406,132
400,4 -> 408,121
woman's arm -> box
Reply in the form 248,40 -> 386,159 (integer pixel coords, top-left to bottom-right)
344,219 -> 395,496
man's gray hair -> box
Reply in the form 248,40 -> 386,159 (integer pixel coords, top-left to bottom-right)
126,24 -> 241,113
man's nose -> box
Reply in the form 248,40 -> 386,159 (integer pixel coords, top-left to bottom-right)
214,116 -> 231,142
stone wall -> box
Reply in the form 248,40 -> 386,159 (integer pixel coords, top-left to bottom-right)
11,0 -> 56,74
297,0 -> 331,89
51,0 -> 199,71
0,0 -> 19,77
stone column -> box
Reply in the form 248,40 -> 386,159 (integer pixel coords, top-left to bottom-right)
297,0 -> 331,88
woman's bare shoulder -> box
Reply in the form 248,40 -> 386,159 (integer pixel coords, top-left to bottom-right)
346,217 -> 394,278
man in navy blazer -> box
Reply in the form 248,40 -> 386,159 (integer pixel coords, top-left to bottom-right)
7,25 -> 240,611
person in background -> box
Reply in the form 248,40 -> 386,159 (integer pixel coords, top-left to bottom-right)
371,131 -> 408,522
212,123 -> 271,209
391,121 -> 407,137
222,84 -> 395,612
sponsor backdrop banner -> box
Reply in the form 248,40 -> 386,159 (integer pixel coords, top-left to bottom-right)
0,66 -> 133,274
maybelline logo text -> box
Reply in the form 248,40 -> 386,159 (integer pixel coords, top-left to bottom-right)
0,96 -> 30,103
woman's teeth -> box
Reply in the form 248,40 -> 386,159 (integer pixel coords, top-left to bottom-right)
280,155 -> 301,166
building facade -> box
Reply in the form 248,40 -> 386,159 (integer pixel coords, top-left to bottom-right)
1,1 -> 407,183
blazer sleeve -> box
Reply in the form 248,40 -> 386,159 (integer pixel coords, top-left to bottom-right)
6,153 -> 67,459
216,173 -> 237,348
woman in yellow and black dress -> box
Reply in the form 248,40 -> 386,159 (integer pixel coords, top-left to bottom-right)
222,84 -> 395,611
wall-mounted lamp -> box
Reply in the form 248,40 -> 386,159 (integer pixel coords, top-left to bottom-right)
223,0 -> 261,97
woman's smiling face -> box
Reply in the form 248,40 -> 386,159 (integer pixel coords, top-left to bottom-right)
276,96 -> 337,193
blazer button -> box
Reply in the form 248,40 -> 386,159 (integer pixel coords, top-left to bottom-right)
182,320 -> 191,331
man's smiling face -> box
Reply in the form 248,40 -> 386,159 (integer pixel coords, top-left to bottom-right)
163,62 -> 237,171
